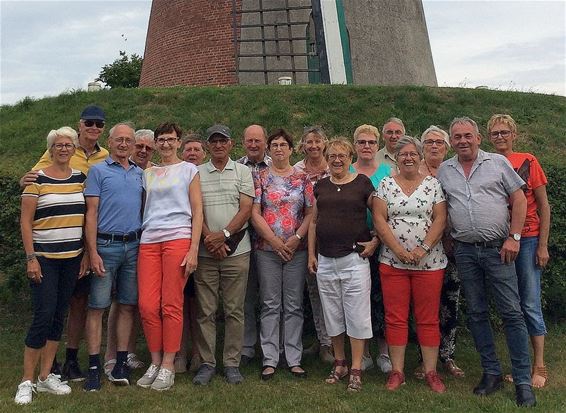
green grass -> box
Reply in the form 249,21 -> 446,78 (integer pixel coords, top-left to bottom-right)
0,307 -> 565,412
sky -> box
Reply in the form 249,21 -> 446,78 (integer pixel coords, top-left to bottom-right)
0,0 -> 564,105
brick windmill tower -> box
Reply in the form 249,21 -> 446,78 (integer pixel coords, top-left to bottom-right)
140,0 -> 437,87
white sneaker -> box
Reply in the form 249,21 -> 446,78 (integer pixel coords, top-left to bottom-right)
376,353 -> 393,373
127,353 -> 145,369
15,380 -> 35,405
150,367 -> 175,391
37,373 -> 71,395
137,364 -> 160,388
361,354 -> 375,371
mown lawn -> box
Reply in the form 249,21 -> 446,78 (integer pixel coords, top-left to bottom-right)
0,306 -> 564,412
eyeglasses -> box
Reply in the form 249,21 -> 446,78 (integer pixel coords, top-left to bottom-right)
82,120 -> 105,128
327,153 -> 349,161
112,137 -> 135,145
135,143 -> 154,151
155,137 -> 179,145
423,139 -> 446,146
52,143 -> 75,150
384,129 -> 403,136
355,140 -> 378,146
270,142 -> 289,149
398,152 -> 419,159
489,130 -> 512,138
208,138 -> 230,146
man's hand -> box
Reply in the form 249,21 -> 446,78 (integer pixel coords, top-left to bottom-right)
500,238 -> 520,263
90,252 -> 106,276
210,244 -> 230,260
79,254 -> 91,278
26,259 -> 42,283
536,244 -> 550,268
204,231 -> 227,253
20,170 -> 39,188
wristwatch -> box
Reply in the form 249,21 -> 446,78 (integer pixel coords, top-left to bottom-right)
26,253 -> 38,261
510,233 -> 521,242
222,229 -> 231,239
295,233 -> 302,240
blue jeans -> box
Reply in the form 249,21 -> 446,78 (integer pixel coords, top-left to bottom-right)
89,238 -> 139,309
515,236 -> 547,336
454,241 -> 531,385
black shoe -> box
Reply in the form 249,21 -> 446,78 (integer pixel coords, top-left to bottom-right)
62,359 -> 86,382
261,366 -> 276,381
516,384 -> 536,407
51,360 -> 62,376
473,373 -> 504,396
109,361 -> 131,386
240,355 -> 253,367
83,367 -> 101,392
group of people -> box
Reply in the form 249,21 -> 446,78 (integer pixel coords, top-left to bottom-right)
15,105 -> 550,409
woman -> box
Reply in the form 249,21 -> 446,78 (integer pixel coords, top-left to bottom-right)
294,126 -> 334,363
136,122 -> 203,391
350,124 -> 392,373
373,136 -> 447,393
412,126 -> 464,379
16,127 -> 89,405
488,114 -> 550,388
252,129 -> 313,380
308,139 -> 378,392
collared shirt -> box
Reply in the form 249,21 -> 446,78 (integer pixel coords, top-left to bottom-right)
84,157 -> 143,234
198,158 -> 255,257
437,149 -> 524,243
375,148 -> 398,173
236,154 -> 272,172
33,142 -> 109,175
293,159 -> 329,185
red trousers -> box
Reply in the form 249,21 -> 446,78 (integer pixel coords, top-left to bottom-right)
379,263 -> 444,347
138,238 -> 190,353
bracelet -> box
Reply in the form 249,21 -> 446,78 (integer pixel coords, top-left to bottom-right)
295,233 -> 303,240
421,243 -> 431,253
26,253 -> 38,261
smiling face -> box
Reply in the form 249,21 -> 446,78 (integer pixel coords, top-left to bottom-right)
450,122 -> 481,162
243,125 -> 267,162
422,131 -> 448,164
49,135 -> 76,165
302,132 -> 326,161
326,143 -> 353,179
396,143 -> 421,175
382,121 -> 405,152
207,134 -> 233,163
108,125 -> 135,161
132,136 -> 155,169
182,141 -> 206,165
489,121 -> 516,155
154,129 -> 181,159
354,131 -> 379,161
78,119 -> 104,147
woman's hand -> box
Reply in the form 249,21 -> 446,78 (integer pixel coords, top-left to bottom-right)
269,236 -> 293,261
26,258 -> 42,283
79,253 -> 90,279
358,237 -> 379,258
181,249 -> 198,276
409,246 -> 427,264
394,247 -> 415,265
307,254 -> 318,276
283,235 -> 301,259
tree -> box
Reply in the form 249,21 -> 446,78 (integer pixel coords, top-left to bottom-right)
96,51 -> 143,88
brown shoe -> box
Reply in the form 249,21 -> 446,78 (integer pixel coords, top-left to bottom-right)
443,359 -> 465,378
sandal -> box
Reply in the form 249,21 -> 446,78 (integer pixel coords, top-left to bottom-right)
443,359 -> 465,378
532,365 -> 548,388
347,368 -> 362,392
414,363 -> 425,380
325,359 -> 348,384
103,359 -> 116,377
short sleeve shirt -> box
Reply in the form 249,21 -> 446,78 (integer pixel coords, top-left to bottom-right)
253,167 -> 314,251
437,150 -> 525,242
375,176 -> 447,270
375,148 -> 398,173
314,174 -> 374,258
350,163 -> 391,228
198,158 -> 255,257
293,159 -> 329,185
33,143 -> 108,175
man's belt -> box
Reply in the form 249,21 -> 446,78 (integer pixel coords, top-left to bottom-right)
458,238 -> 505,248
97,229 -> 142,243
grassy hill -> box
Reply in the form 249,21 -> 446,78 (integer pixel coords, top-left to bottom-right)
1,85 -> 565,319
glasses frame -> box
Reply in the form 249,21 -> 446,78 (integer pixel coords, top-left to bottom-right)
82,120 -> 105,128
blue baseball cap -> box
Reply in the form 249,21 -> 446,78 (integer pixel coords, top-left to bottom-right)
80,105 -> 106,121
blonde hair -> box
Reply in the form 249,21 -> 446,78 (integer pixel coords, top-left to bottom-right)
325,138 -> 355,160
298,126 -> 328,155
487,114 -> 517,134
353,124 -> 380,143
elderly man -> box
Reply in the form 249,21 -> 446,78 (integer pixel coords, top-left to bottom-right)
236,124 -> 271,365
19,105 -> 109,382
131,129 -> 156,169
182,135 -> 207,165
83,123 -> 144,391
376,117 -> 405,171
193,124 -> 254,385
437,117 -> 535,407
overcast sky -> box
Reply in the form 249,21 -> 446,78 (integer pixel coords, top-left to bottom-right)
1,0 -> 564,105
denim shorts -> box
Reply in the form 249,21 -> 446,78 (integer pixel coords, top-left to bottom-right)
89,238 -> 139,309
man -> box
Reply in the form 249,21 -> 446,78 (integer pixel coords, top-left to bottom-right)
193,124 -> 254,385
376,117 -> 405,171
83,123 -> 144,391
131,129 -> 156,169
236,124 -> 271,365
182,134 -> 207,165
20,105 -> 109,382
437,117 -> 536,407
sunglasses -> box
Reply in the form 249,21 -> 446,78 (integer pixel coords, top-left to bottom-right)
83,120 -> 105,128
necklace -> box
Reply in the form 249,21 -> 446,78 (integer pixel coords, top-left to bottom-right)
330,174 -> 353,192
424,160 -> 437,177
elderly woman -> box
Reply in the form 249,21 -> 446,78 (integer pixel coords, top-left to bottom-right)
16,127 -> 89,405
373,136 -> 447,393
294,126 -> 334,363
488,114 -> 550,388
350,124 -> 392,373
308,139 -> 378,392
136,122 -> 203,391
252,129 -> 313,380
411,126 -> 465,379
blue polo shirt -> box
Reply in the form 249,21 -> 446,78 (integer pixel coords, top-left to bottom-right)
85,157 -> 143,234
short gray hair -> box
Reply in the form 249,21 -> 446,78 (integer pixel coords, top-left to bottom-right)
394,135 -> 423,160
382,117 -> 406,134
449,117 -> 479,136
135,129 -> 154,141
46,126 -> 79,150
108,122 -> 135,138
421,125 -> 449,146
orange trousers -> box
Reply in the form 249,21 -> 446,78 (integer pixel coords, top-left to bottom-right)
138,238 -> 190,353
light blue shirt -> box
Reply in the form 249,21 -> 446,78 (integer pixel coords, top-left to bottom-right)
350,163 -> 391,228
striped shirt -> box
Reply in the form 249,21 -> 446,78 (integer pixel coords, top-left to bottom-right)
22,169 -> 87,259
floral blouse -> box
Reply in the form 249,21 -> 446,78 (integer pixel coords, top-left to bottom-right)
375,175 -> 447,270
253,167 -> 314,251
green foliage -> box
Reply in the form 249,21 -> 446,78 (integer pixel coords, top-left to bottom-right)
96,50 -> 143,89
